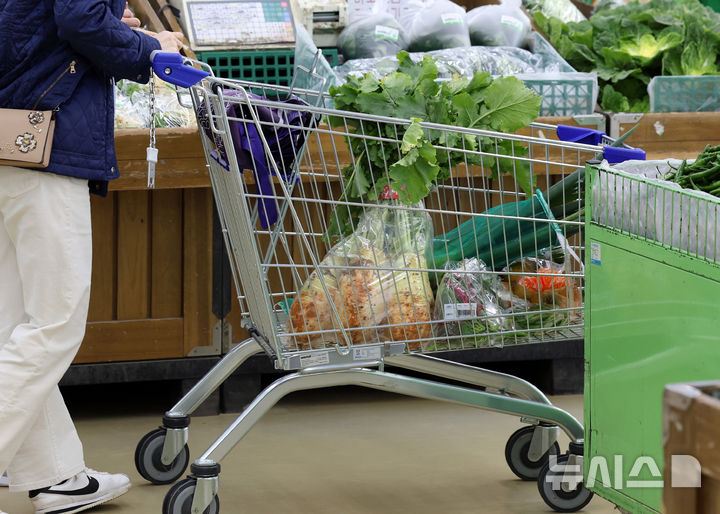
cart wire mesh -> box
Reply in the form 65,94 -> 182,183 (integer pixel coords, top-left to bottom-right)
186,74 -> 603,370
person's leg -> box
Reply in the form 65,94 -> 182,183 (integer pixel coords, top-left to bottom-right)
6,387 -> 85,492
0,167 -> 90,487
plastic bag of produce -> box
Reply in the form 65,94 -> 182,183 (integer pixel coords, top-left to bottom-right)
497,257 -> 582,338
522,0 -> 586,23
432,258 -> 509,350
114,86 -> 145,129
467,0 -> 531,48
285,191 -> 434,351
338,13 -> 408,59
332,46 -> 548,84
401,0 -> 470,52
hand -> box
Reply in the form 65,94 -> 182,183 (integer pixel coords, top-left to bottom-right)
153,30 -> 184,53
121,2 -> 141,28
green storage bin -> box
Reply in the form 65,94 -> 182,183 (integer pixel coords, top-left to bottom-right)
195,48 -> 338,86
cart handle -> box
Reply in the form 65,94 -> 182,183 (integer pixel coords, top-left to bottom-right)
150,51 -> 209,88
556,124 -> 647,163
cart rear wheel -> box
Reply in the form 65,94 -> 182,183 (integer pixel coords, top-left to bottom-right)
537,454 -> 593,512
505,426 -> 560,480
135,428 -> 190,485
163,478 -> 220,514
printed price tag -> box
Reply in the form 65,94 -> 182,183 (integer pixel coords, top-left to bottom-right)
443,303 -> 477,320
375,25 -> 399,41
441,13 -> 463,25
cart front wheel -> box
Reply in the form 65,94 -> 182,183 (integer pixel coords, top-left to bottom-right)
537,454 -> 593,512
135,428 -> 190,485
505,426 -> 560,480
163,478 -> 220,514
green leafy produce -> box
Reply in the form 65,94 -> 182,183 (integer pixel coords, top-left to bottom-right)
328,51 -> 541,240
664,144 -> 720,196
535,0 -> 720,113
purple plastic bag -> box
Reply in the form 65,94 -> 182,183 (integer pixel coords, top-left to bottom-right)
198,90 -> 314,228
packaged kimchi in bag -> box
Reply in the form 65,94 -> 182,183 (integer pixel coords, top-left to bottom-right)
285,194 -> 434,351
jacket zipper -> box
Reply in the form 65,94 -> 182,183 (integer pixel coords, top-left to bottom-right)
32,60 -> 77,110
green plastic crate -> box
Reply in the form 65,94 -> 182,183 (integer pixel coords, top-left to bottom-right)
648,75 -> 720,113
523,76 -> 598,117
195,48 -> 338,86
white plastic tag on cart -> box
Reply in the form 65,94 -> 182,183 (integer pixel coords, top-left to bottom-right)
146,146 -> 158,188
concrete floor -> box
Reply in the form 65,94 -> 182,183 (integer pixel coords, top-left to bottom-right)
1,383 -> 616,514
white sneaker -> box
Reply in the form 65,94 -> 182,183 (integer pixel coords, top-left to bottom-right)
29,469 -> 130,514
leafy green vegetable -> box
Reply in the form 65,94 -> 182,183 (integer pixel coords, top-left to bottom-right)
535,0 -> 720,112
327,51 -> 541,240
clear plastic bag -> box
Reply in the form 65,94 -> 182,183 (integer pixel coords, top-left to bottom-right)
333,46 -> 548,84
114,87 -> 145,129
401,0 -> 471,52
114,76 -> 196,129
467,0 -> 531,48
293,23 -> 337,103
496,257 -> 583,337
338,13 -> 409,59
432,258 -> 509,350
285,197 -> 434,351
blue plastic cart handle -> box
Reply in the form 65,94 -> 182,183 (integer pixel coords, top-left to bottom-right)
557,124 -> 605,146
151,51 -> 209,88
603,145 -> 646,163
556,124 -> 646,163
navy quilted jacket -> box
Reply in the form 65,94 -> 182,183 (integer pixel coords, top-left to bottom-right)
0,0 -> 161,194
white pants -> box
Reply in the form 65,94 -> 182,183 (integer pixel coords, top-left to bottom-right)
0,166 -> 90,491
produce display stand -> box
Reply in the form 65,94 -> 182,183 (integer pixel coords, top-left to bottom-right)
608,111 -> 720,161
582,163 -> 720,513
76,128 -> 222,364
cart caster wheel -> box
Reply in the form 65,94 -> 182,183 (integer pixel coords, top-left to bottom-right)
163,478 -> 220,514
537,454 -> 593,512
505,426 -> 560,480
135,428 -> 190,485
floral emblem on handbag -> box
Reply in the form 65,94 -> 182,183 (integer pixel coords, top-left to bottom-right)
28,111 -> 45,126
15,132 -> 37,153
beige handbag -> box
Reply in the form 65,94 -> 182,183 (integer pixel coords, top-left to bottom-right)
0,109 -> 55,168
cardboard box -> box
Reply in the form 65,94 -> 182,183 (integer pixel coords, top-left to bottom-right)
663,381 -> 720,514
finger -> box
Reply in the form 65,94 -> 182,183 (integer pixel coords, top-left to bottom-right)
134,27 -> 156,36
172,31 -> 184,40
123,8 -> 133,17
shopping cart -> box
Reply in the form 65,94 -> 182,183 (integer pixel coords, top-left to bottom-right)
135,52 -> 644,514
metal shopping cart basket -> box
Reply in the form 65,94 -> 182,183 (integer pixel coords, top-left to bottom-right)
135,52 -> 645,514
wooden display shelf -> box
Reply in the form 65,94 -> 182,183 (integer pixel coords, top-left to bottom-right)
76,129 -> 218,363
608,112 -> 720,161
